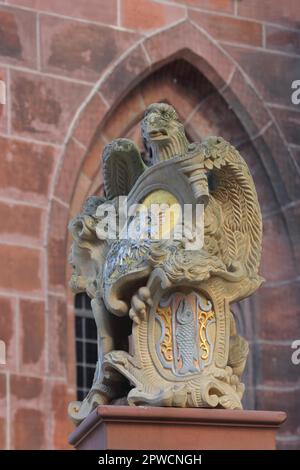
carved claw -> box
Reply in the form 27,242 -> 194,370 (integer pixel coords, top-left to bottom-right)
129,286 -> 153,324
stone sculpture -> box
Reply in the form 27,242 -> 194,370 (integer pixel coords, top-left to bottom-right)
68,103 -> 263,425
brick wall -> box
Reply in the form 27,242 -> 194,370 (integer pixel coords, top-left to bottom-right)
0,0 -> 299,449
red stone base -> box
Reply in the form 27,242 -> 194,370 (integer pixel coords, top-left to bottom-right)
68,406 -> 286,450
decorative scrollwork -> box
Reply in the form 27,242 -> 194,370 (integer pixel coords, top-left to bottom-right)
198,309 -> 215,361
157,306 -> 173,362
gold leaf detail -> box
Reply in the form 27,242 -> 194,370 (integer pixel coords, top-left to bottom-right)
198,304 -> 215,361
157,306 -> 173,362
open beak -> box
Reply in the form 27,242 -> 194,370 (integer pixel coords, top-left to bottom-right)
148,128 -> 168,140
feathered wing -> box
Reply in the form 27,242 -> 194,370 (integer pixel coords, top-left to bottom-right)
69,139 -> 146,298
201,137 -> 263,284
103,138 -> 146,199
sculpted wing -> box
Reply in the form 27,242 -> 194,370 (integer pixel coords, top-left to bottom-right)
103,138 -> 147,199
201,137 -> 263,285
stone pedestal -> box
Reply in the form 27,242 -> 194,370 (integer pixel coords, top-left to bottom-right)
68,406 -> 286,450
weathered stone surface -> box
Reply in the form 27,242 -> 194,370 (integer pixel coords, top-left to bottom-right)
224,45 -> 300,107
0,374 -> 7,450
140,59 -> 215,122
54,138 -> 86,204
186,91 -> 248,146
73,93 -> 108,147
40,15 -> 140,82
20,299 -> 45,374
102,88 -> 145,140
100,45 -> 149,105
0,297 -> 16,370
0,417 -> 5,450
13,408 -> 45,450
256,343 -> 299,386
175,0 -> 234,13
266,25 -> 300,55
11,70 -> 90,143
0,137 -> 57,204
255,124 -> 300,202
7,0 -> 118,25
66,308 -> 77,386
122,0 -> 185,32
283,202 -> 300,274
221,68 -> 271,139
0,5 -> 37,68
47,200 -> 69,290
237,141 -> 261,173
253,168 -> 280,216
51,382 -> 74,450
237,0 -> 300,27
144,21 -> 234,89
269,106 -> 300,146
11,375 -> 43,400
0,201 -> 43,244
69,172 -> 92,219
190,10 -> 262,46
0,245 -> 42,293
290,145 -> 300,170
48,295 -> 68,377
256,388 -> 300,435
261,213 -> 297,282
0,67 -> 8,134
0,374 -> 6,401
81,136 -> 106,180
